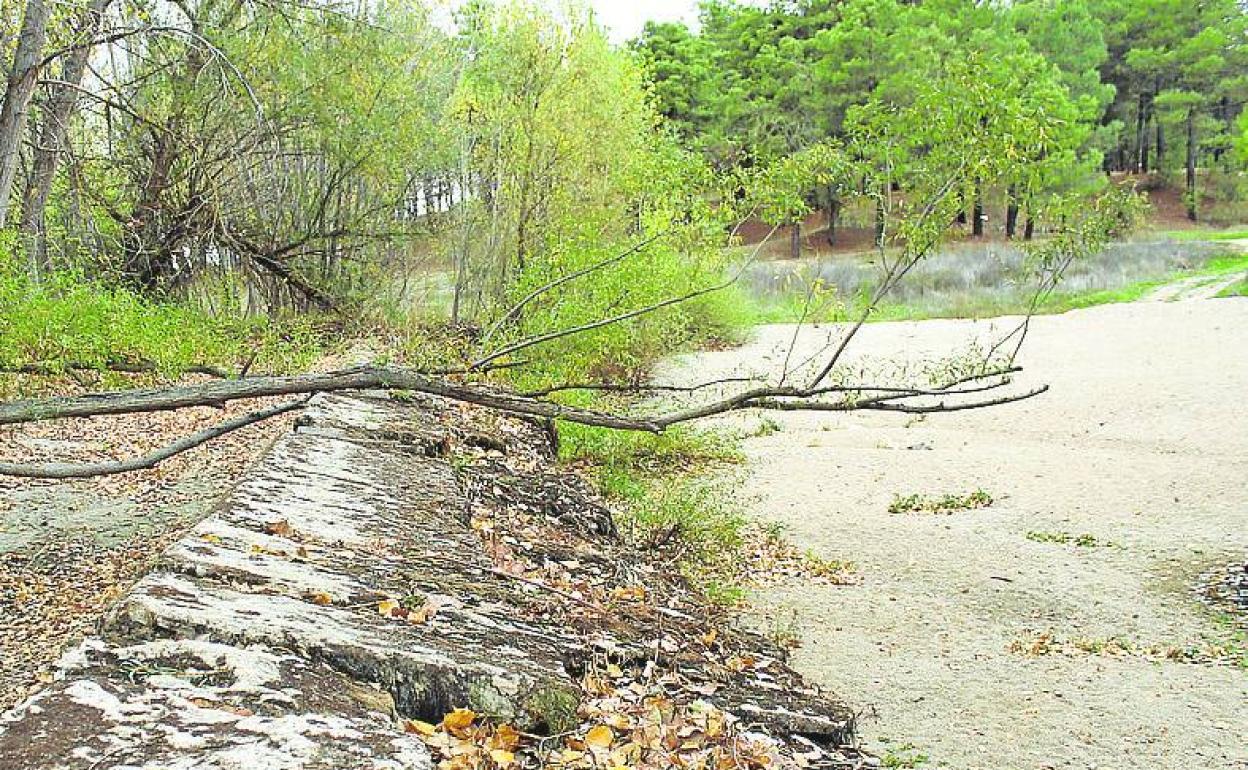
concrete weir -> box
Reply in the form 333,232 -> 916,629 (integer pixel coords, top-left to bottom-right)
0,392 -> 855,769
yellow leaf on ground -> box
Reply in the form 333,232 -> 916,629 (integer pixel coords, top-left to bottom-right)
585,725 -> 614,749
490,724 -> 521,751
308,592 -> 333,606
407,602 -> 437,624
442,708 -> 476,732
403,719 -> 437,736
377,599 -> 399,617
489,748 -> 515,766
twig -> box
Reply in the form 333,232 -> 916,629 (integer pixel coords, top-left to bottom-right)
481,231 -> 667,346
489,568 -> 606,614
469,225 -> 781,371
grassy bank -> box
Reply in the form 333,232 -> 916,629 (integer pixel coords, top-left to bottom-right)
746,239 -> 1248,324
556,420 -> 754,602
0,255 -> 323,389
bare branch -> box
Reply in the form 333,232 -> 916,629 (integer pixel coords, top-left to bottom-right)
0,399 -> 306,479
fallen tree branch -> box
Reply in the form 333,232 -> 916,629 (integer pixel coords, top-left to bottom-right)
0,359 -> 230,379
0,363 -> 1047,443
0,399 -> 307,479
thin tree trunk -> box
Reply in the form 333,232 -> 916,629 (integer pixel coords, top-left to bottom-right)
1185,108 -> 1198,222
19,0 -> 112,273
1155,118 -> 1165,170
1135,92 -> 1150,173
972,184 -> 984,238
1005,186 -> 1019,239
789,221 -> 801,260
0,0 -> 51,230
825,189 -> 839,247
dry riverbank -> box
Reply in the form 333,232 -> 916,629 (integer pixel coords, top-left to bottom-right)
671,298 -> 1248,770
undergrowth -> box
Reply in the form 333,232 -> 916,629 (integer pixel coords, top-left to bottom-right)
557,420 -> 753,601
0,244 -> 322,383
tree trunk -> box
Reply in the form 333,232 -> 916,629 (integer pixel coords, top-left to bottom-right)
1023,212 -> 1035,241
1185,108 -> 1197,222
1135,91 -> 1151,173
972,185 -> 984,238
824,190 -> 840,247
0,0 -> 52,229
789,221 -> 801,260
1005,187 -> 1019,240
19,0 -> 112,273
874,199 -> 885,248
1155,118 -> 1165,169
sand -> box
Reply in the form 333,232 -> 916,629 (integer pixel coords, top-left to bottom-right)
671,297 -> 1248,770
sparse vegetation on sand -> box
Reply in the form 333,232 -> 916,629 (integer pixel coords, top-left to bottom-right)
888,490 -> 994,515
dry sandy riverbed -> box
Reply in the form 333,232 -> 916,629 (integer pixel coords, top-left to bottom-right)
668,297 -> 1248,770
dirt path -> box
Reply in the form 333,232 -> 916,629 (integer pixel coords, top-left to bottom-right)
670,298 -> 1248,769
1146,238 -> 1248,301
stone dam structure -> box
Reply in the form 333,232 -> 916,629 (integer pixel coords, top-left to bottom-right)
0,392 -> 858,769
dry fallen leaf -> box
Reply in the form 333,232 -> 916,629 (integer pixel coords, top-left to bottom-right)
407,602 -> 438,624
489,724 -> 521,751
265,519 -> 296,538
442,707 -> 477,732
585,725 -> 614,749
307,591 -> 333,606
403,719 -> 437,736
377,598 -> 399,617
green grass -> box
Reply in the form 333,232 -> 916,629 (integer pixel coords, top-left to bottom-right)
1026,531 -> 1117,548
879,742 -> 931,769
1217,278 -> 1248,298
558,420 -> 751,599
1157,228 -> 1248,242
0,249 -> 322,384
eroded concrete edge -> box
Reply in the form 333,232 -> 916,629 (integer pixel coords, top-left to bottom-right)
0,392 -> 858,769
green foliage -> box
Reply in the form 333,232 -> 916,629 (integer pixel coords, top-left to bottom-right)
0,235 -> 317,377
637,0 -> 1248,233
1217,279 -> 1248,298
558,420 -> 747,597
1026,531 -> 1117,548
558,420 -> 741,480
443,3 -> 754,386
888,490 -> 994,515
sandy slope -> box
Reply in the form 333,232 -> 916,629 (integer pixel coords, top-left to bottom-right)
669,298 -> 1248,770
